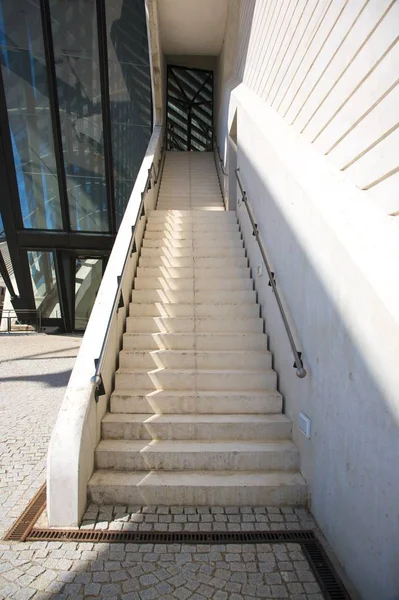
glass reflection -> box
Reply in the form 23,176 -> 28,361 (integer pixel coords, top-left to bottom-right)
105,0 -> 152,227
27,250 -> 60,318
74,257 -> 102,330
50,0 -> 108,232
0,0 -> 62,229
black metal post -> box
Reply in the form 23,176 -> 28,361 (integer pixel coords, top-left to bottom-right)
0,70 -> 35,309
40,0 -> 71,232
96,0 -> 116,234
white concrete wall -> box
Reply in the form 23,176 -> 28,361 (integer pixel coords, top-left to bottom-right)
216,2 -> 399,599
217,0 -> 399,216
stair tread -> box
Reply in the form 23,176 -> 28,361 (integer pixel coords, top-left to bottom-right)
116,368 -> 275,374
120,350 -> 270,355
89,470 -> 306,487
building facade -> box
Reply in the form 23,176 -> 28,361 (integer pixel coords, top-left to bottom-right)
0,0 -> 152,331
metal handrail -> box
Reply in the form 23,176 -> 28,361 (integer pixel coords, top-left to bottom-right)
90,158 -> 159,400
235,168 -> 306,379
214,136 -> 227,176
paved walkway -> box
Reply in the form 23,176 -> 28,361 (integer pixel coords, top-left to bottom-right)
0,333 -> 328,600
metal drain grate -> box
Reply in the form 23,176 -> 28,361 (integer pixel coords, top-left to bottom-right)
302,539 -> 351,600
27,529 -> 315,544
3,483 -> 46,541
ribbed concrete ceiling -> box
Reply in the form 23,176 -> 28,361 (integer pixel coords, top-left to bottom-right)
157,0 -> 228,55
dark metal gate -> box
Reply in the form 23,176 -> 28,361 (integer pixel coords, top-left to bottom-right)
166,66 -> 213,152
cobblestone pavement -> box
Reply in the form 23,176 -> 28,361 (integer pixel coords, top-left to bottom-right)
0,333 -> 82,539
0,333 -> 327,600
79,505 -> 316,534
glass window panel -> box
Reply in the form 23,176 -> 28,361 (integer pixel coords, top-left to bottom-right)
27,250 -> 61,318
0,2 -> 63,230
105,0 -> 152,229
0,0 -> 44,54
50,0 -> 108,232
74,257 -> 102,330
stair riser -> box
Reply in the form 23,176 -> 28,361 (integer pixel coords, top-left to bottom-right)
126,317 -> 263,333
95,449 -> 299,472
102,420 -> 291,441
130,290 -> 257,305
110,394 -> 282,414
122,333 -> 266,351
156,206 -> 225,211
140,248 -> 246,258
147,214 -> 237,222
119,351 -> 272,370
115,370 -> 277,391
88,482 -> 307,507
138,257 -> 249,268
133,278 -> 253,291
157,200 -> 223,206
157,190 -> 223,196
139,256 -> 248,269
128,304 -> 259,318
136,267 -> 251,279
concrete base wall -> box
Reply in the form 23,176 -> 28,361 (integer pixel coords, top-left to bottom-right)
223,83 -> 399,600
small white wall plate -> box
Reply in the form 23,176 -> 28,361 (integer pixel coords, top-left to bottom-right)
299,412 -> 311,439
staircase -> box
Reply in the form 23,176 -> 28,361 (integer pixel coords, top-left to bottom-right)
88,152 -> 307,506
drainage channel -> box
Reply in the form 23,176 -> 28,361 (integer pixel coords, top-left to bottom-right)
4,484 -> 351,600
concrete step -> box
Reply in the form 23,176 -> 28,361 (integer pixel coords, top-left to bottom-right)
125,316 -> 263,333
155,207 -> 226,212
88,470 -> 307,506
147,212 -> 235,221
110,390 -> 282,414
133,277 -> 253,291
142,238 -> 242,249
140,246 -> 245,258
122,332 -> 266,350
158,192 -> 222,198
144,227 -> 240,237
156,206 -> 225,212
138,256 -> 249,268
128,302 -> 258,319
136,267 -> 251,279
130,289 -> 257,305
145,221 -> 238,232
101,413 -> 290,441
114,368 -> 277,391
95,439 -> 299,471
119,350 -> 272,370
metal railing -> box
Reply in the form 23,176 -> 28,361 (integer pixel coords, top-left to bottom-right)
0,308 -> 42,333
214,136 -> 227,176
235,168 -> 306,379
90,146 -> 165,400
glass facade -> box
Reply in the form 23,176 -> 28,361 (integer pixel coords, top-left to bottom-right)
0,0 -> 63,229
50,0 -> 108,232
0,0 -> 152,331
27,250 -> 60,318
106,0 -> 152,226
